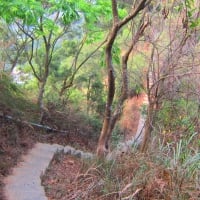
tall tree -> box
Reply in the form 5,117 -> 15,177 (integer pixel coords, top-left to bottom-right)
16,1 -> 80,112
0,0 -> 82,112
97,0 -> 151,156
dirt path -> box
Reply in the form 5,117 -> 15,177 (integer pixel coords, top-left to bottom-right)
107,94 -> 148,159
41,94 -> 150,199
4,143 -> 93,200
3,94 -> 148,200
119,94 -> 147,140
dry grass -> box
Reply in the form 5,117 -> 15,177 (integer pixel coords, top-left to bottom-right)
41,144 -> 199,200
0,107 -> 98,200
41,93 -> 199,200
119,94 -> 145,140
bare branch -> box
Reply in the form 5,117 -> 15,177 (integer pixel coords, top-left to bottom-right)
15,22 -> 41,81
60,38 -> 107,95
119,0 -> 151,29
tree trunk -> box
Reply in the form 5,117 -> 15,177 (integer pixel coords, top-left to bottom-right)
38,80 -> 46,109
86,77 -> 92,115
140,102 -> 153,152
38,79 -> 48,124
103,46 -> 130,150
96,54 -> 116,156
97,0 -> 150,157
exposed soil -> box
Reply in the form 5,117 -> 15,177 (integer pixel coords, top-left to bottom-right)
42,152 -> 108,200
119,94 -> 146,140
3,94 -> 199,200
41,142 -> 200,200
41,95 -> 145,200
0,94 -> 144,200
0,107 -> 97,200
41,154 -> 86,200
41,151 -> 176,200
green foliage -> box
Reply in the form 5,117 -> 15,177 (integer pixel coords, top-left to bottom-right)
100,43 -> 121,68
0,0 -> 43,24
1,0 -> 90,107
87,77 -> 106,115
0,72 -> 37,114
68,88 -> 84,106
0,0 -> 80,28
156,98 -> 198,134
172,132 -> 199,171
140,103 -> 148,117
112,44 -> 121,65
128,53 -> 146,95
79,0 -> 127,43
175,0 -> 200,29
0,0 -> 126,112
80,0 -> 112,28
0,73 -> 21,96
111,124 -> 123,148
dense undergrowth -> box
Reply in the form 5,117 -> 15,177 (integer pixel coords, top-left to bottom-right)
1,73 -> 199,200
42,93 -> 200,200
42,130 -> 199,200
0,73 -> 38,118
0,73 -> 99,200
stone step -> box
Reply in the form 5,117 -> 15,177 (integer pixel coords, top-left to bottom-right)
4,143 -> 94,200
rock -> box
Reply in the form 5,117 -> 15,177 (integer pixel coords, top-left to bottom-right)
63,146 -> 75,154
81,152 -> 94,159
73,150 -> 83,158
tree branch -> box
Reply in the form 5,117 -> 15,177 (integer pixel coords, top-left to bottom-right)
119,0 -> 151,29
60,38 -> 107,95
15,22 -> 41,81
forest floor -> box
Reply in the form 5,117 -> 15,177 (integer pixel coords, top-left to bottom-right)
40,94 -> 200,200
0,94 -> 145,200
41,94 -> 146,200
0,105 -> 97,200
1,94 -> 199,200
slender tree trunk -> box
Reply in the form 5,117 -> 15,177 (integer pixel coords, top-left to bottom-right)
96,0 -> 120,157
38,79 -> 47,110
97,9 -> 149,156
140,51 -> 156,152
97,49 -> 116,156
97,0 -> 150,157
140,102 -> 153,152
103,45 -> 130,149
38,77 -> 49,124
86,77 -> 91,115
